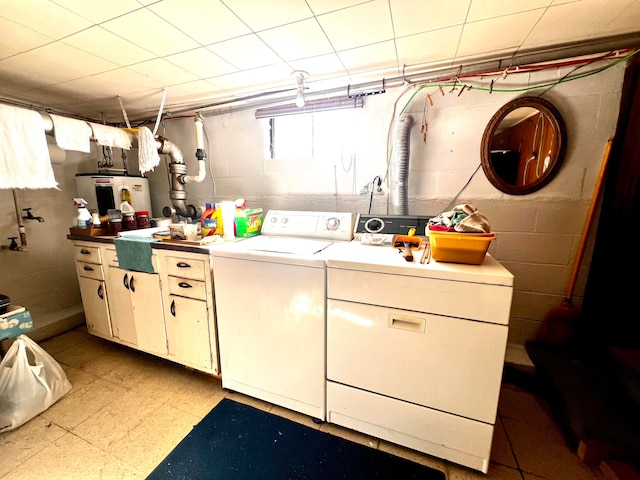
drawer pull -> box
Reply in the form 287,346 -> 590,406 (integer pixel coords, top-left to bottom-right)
388,314 -> 425,333
130,275 -> 136,293
170,299 -> 176,317
97,284 -> 104,300
176,262 -> 191,268
80,249 -> 91,255
178,282 -> 192,289
123,273 -> 129,290
83,265 -> 94,271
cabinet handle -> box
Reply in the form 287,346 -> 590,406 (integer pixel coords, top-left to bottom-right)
130,275 -> 135,293
178,282 -> 192,289
176,262 -> 191,268
123,273 -> 129,290
97,284 -> 104,300
80,249 -> 91,255
170,299 -> 176,317
388,314 -> 425,333
83,265 -> 94,271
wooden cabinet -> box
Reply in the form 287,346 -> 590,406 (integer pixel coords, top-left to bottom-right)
73,243 -> 112,338
158,250 -> 220,374
103,247 -> 167,355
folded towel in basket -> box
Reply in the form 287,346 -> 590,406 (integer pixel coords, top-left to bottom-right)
114,237 -> 159,273
0,104 -> 58,189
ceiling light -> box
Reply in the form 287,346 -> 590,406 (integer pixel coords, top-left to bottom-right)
291,70 -> 309,108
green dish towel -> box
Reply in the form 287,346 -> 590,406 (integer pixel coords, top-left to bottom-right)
114,237 -> 159,273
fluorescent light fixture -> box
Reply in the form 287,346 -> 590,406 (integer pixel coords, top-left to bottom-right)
255,97 -> 364,119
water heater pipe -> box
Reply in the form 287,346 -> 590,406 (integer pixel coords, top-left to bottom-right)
40,112 -> 205,220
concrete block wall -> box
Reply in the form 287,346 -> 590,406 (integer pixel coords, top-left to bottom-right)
0,54 -> 626,349
145,57 -> 625,349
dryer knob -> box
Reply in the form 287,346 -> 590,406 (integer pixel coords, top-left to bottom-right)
365,217 -> 384,233
326,217 -> 339,230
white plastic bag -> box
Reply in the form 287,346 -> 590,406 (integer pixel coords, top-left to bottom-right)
0,334 -> 72,432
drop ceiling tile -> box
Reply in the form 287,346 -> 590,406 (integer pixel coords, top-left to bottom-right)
207,63 -> 292,92
148,0 -> 251,45
207,34 -> 282,70
390,0 -> 470,37
0,0 -> 91,39
0,17 -> 54,60
259,18 -> 334,61
62,26 -> 156,66
338,41 -> 398,74
602,0 -> 640,35
306,0 -> 370,16
288,53 -> 348,80
395,26 -> 462,67
523,0 -> 628,48
90,67 -> 164,96
458,10 -> 544,59
0,42 -> 119,86
223,0 -> 313,31
164,48 -> 237,78
317,0 -> 394,51
128,58 -> 200,86
466,0 -> 551,22
101,8 -> 200,56
163,80 -> 218,107
50,0 -> 143,23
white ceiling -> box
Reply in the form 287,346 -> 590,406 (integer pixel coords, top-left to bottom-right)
1,0 -> 639,123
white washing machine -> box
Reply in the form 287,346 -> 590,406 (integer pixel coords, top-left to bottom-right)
211,210 -> 355,421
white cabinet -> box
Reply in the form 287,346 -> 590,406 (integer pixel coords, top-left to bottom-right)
73,243 -> 112,338
103,248 -> 167,355
158,250 -> 219,374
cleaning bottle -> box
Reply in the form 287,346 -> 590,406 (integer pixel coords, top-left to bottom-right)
91,212 -> 101,228
201,202 -> 222,237
73,198 -> 91,229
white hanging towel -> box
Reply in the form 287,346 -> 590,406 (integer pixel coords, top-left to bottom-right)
0,104 -> 58,189
88,122 -> 132,150
137,126 -> 160,174
50,114 -> 92,153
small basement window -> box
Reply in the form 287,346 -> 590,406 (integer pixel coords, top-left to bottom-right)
263,109 -> 357,161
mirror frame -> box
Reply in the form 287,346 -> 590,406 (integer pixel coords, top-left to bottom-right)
480,96 -> 567,195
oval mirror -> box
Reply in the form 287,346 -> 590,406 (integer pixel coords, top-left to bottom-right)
481,96 -> 567,195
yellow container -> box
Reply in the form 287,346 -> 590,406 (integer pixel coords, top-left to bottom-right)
428,231 -> 495,265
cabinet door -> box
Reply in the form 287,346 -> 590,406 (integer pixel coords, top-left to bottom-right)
106,266 -> 137,345
165,294 -> 213,372
77,277 -> 112,338
129,272 -> 167,355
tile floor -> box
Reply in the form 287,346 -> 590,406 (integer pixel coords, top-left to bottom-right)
0,327 -> 610,480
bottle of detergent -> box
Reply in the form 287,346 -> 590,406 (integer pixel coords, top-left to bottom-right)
201,202 -> 223,237
73,198 -> 91,229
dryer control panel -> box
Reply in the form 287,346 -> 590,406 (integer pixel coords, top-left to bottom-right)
262,210 -> 355,241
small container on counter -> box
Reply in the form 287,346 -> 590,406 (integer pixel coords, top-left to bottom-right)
122,212 -> 137,231
107,219 -> 122,236
135,211 -> 151,229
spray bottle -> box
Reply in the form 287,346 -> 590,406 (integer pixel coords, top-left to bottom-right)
73,198 -> 91,229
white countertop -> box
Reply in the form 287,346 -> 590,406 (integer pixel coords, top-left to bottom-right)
326,240 -> 514,286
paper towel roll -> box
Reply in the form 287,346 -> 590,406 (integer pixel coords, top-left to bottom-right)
220,201 -> 236,241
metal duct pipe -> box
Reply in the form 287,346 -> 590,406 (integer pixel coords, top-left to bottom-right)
157,137 -> 201,219
389,114 -> 413,215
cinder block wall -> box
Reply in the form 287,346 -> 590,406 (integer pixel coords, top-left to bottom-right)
0,56 -> 625,350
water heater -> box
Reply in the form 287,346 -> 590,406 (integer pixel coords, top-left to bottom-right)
75,174 -> 153,216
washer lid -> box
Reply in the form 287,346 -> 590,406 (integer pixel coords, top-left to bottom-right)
233,236 -> 333,255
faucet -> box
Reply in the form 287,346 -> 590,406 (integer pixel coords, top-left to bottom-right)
22,208 -> 44,222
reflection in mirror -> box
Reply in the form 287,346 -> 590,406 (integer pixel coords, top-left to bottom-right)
481,97 -> 566,195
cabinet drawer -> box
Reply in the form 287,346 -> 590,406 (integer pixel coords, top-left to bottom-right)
167,276 -> 207,301
327,381 -> 492,473
327,268 -> 512,325
74,245 -> 102,264
103,248 -> 119,268
165,256 -> 207,281
76,261 -> 105,281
